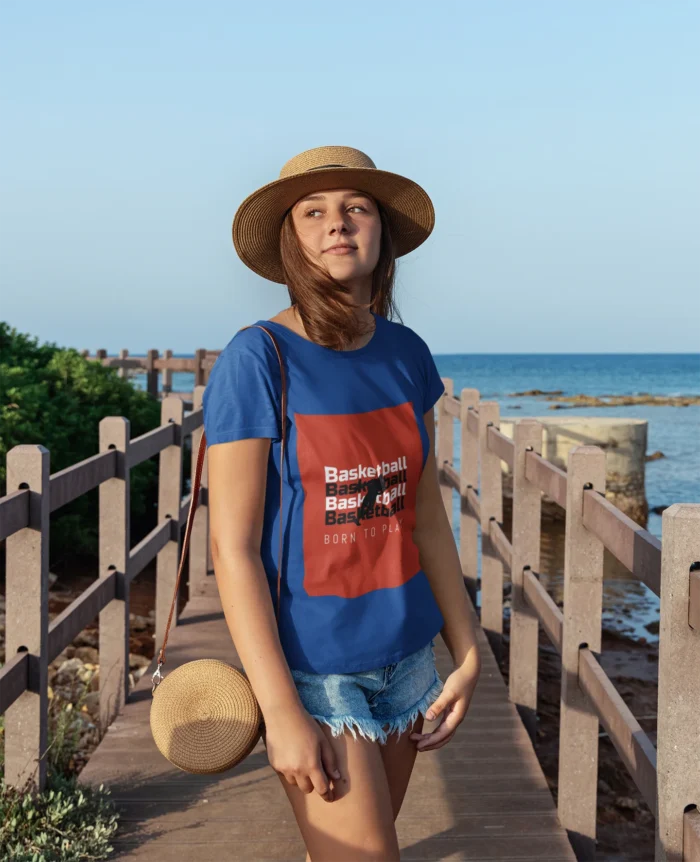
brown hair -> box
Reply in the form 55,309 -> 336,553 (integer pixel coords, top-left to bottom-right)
279,200 -> 401,351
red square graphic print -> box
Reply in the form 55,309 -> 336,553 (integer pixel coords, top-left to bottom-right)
295,401 -> 423,599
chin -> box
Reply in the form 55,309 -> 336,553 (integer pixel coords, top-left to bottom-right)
326,263 -> 371,283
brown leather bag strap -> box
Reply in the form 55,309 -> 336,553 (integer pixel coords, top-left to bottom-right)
152,325 -> 287,690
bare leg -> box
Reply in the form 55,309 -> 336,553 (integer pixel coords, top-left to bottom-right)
299,717 -> 424,860
380,714 -> 424,820
281,723 -> 399,862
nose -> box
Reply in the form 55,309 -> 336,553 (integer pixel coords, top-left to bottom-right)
328,208 -> 351,236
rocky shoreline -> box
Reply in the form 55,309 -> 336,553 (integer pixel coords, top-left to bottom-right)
510,390 -> 700,409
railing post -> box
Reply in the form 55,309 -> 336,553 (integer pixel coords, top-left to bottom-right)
655,505 -> 700,862
436,378 -> 454,526
163,348 -> 173,394
460,388 -> 480,604
558,445 -> 606,860
4,445 -> 50,791
479,401 -> 504,659
194,348 -> 207,389
118,349 -> 129,379
96,348 -> 107,361
189,385 -> 210,597
98,417 -> 131,732
509,420 -> 543,740
146,348 -> 159,398
155,397 -> 184,649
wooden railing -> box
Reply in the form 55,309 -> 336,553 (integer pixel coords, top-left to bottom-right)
80,349 -> 221,399
436,380 -> 700,862
0,389 -> 210,791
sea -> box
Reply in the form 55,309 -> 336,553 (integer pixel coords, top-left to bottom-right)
134,352 -> 700,642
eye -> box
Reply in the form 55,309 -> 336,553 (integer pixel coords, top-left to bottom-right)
348,205 -> 367,213
304,207 -> 323,218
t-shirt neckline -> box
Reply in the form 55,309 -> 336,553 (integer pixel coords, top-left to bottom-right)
258,312 -> 381,358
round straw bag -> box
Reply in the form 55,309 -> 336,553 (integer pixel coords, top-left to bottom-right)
150,325 -> 287,774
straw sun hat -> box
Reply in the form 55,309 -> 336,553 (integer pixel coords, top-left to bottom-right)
232,146 -> 435,283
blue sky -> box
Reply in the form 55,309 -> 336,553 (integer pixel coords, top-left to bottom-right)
2,1 -> 698,354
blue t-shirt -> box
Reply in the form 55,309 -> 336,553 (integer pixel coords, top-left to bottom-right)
202,311 -> 445,674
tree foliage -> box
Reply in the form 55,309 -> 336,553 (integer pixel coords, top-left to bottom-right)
0,322 -> 161,558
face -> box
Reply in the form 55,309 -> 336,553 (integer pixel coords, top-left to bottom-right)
290,188 -> 382,285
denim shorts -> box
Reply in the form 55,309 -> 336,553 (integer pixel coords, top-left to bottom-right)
290,640 -> 443,745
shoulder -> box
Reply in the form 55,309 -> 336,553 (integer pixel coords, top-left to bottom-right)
380,316 -> 433,358
210,325 -> 281,375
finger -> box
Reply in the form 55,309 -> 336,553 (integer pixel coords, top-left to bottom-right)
417,728 -> 458,752
319,737 -> 342,782
310,767 -> 334,801
296,774 -> 315,794
425,690 -> 453,721
417,704 -> 466,750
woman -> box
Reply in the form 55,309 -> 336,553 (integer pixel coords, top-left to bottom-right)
203,146 -> 481,861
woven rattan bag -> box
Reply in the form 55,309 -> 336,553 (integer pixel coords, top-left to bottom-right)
150,325 -> 287,774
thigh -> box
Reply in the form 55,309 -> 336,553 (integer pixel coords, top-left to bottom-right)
380,714 -> 424,820
280,723 -> 399,862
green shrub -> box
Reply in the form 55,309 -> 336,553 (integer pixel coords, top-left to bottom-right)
0,321 -> 162,559
0,772 -> 119,861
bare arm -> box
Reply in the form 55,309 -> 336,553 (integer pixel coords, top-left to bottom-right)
410,407 -> 481,750
208,437 -> 340,798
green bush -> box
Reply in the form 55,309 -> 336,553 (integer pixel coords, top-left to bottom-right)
0,772 -> 119,861
0,321 -> 162,558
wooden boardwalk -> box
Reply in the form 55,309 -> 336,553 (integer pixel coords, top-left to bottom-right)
79,579 -> 575,861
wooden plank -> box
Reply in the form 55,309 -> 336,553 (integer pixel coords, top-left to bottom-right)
442,462 -> 460,493
656,505 -> 700,861
154,357 -> 198,372
509,420 -> 543,741
487,425 -> 515,470
465,486 -> 481,521
685,809 -> 700,862
128,520 -> 171,581
582,489 -> 662,596
437,378 -> 455,527
0,488 -> 29,541
181,408 -> 203,437
524,451 -> 567,510
523,569 -> 563,654
49,450 -> 117,512
558,446 -> 605,860
479,402 -> 504,660
47,571 -> 117,662
443,394 -> 460,418
489,520 -> 512,570
129,424 -> 176,468
459,389 -> 480,602
578,648 -> 657,812
0,651 -> 30,713
467,409 -> 479,437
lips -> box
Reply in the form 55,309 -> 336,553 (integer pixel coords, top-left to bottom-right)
323,244 -> 357,255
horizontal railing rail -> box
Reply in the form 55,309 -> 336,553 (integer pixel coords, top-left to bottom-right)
436,382 -> 699,861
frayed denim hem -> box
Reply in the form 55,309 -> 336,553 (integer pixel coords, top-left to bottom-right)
310,673 -> 444,746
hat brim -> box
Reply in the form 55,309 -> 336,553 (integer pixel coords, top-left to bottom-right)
232,167 -> 435,284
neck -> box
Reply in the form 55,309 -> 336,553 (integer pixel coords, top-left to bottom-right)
341,273 -> 374,323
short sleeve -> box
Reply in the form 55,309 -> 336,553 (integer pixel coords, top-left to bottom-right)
421,339 -> 445,413
202,331 -> 282,446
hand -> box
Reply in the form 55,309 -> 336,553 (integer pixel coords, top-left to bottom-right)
410,654 -> 480,752
264,704 -> 341,801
